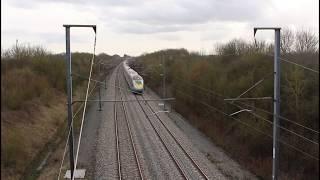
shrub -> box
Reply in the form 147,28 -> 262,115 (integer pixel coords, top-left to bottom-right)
2,67 -> 51,110
134,44 -> 319,179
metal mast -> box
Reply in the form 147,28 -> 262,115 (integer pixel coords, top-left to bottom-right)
254,27 -> 281,180
63,24 -> 96,178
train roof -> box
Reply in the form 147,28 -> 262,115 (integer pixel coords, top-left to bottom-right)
123,60 -> 143,80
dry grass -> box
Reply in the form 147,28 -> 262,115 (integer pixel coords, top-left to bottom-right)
1,94 -> 66,180
2,67 -> 52,110
36,141 -> 68,180
1,44 -> 114,180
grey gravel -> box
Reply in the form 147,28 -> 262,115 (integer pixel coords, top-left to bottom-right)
146,87 -> 258,180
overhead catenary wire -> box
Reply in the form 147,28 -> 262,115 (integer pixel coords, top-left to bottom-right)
59,56 -> 111,179
211,90 -> 320,137
280,56 -> 319,73
174,76 -> 319,144
57,105 -> 83,180
175,89 -> 319,161
57,82 -> 98,180
266,54 -> 319,74
211,52 -> 319,74
234,101 -> 320,134
234,103 -> 319,146
174,82 -> 319,146
231,72 -> 273,103
71,32 -> 97,180
219,92 -> 319,146
71,72 -> 141,95
139,51 -> 319,164
225,97 -> 273,101
172,76 -> 320,135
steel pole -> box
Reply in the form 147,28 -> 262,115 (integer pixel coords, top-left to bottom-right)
98,63 -> 102,111
162,54 -> 166,110
254,27 -> 281,180
63,24 -> 96,179
104,64 -> 107,89
65,27 -> 75,178
272,29 -> 281,180
105,77 -> 107,89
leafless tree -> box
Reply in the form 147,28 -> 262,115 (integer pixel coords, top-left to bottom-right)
215,39 -> 259,56
281,28 -> 294,54
295,29 -> 319,53
266,43 -> 274,54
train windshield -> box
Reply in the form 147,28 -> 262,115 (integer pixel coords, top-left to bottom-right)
135,80 -> 142,85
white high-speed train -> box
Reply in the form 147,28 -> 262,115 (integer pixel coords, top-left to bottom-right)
123,60 -> 144,94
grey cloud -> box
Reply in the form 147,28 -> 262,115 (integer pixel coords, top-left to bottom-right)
111,20 -> 193,34
125,0 -> 266,25
44,33 -> 89,44
7,0 -> 272,35
156,34 -> 181,41
7,0 -> 145,8
199,22 -> 250,41
98,0 -> 271,34
3,29 -> 89,44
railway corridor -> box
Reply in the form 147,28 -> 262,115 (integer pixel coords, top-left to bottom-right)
94,65 -> 227,179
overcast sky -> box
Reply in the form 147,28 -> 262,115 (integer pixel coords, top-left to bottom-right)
1,0 -> 319,56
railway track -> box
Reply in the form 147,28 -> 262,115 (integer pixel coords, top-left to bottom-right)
114,67 -> 144,179
119,71 -> 187,179
134,94 -> 208,179
94,63 -> 226,179
116,65 -> 209,179
117,67 -> 209,179
138,94 -> 209,180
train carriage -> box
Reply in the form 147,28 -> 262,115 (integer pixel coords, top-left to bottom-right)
123,60 -> 144,94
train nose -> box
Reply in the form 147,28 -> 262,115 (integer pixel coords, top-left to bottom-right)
134,83 -> 143,89
134,81 -> 143,89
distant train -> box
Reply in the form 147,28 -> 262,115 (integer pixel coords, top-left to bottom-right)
123,60 -> 144,94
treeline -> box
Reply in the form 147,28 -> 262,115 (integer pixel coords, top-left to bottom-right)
133,29 -> 319,179
215,28 -> 319,56
1,44 -> 113,110
1,43 -> 114,179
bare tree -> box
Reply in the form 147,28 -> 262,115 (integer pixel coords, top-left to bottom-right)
266,43 -> 274,54
253,40 -> 267,54
215,39 -> 254,56
284,66 -> 306,122
281,28 -> 294,54
295,29 -> 319,53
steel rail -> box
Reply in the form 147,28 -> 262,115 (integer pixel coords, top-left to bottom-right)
117,66 -> 144,180
140,94 -> 209,180
120,71 -> 189,180
134,95 -> 189,180
114,67 -> 122,180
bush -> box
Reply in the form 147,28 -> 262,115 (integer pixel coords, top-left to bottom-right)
1,45 -> 101,110
1,43 -> 115,180
134,45 -> 319,179
2,67 -> 50,110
